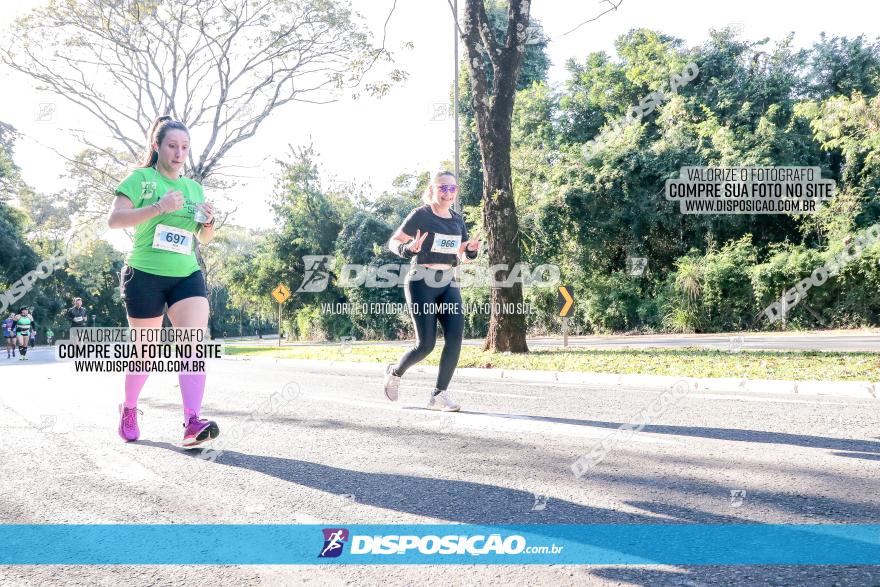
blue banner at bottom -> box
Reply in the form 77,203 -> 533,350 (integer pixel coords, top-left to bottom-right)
0,524 -> 878,565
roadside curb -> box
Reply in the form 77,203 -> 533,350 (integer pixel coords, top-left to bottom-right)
226,356 -> 877,400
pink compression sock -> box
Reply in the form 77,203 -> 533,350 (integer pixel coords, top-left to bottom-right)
124,372 -> 149,409
180,372 -> 206,421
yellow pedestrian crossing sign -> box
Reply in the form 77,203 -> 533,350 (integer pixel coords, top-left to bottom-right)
271,284 -> 291,304
557,285 -> 574,317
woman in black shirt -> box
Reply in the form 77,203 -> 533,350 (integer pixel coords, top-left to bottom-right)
383,171 -> 481,411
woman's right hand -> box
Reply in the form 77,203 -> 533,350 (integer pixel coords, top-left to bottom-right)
407,230 -> 430,252
156,190 -> 184,213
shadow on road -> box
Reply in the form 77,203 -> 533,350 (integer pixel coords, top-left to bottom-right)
139,389 -> 879,458
135,439 -> 665,525
446,410 -> 880,456
133,440 -> 880,586
136,437 -> 880,528
587,565 -> 880,587
832,451 -> 880,461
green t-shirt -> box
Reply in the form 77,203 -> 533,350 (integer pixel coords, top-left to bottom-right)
115,167 -> 205,277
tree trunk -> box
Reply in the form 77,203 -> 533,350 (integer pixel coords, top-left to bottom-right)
463,0 -> 530,353
480,113 -> 528,352
195,246 -> 216,340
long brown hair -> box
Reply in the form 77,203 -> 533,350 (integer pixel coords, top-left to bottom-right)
139,115 -> 190,168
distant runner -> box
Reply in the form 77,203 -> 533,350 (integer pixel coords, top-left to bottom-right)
3,313 -> 16,358
13,307 -> 34,361
67,298 -> 88,332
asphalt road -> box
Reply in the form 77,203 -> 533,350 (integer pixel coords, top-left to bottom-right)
1,350 -> 879,585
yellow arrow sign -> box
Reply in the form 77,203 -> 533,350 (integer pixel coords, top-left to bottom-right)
271,284 -> 291,304
557,285 -> 574,317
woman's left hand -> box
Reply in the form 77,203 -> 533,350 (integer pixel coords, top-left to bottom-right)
465,238 -> 481,252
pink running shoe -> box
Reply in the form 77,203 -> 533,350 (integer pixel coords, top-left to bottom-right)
182,414 -> 220,448
118,403 -> 142,441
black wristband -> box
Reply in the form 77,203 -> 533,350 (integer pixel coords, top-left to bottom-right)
397,242 -> 415,259
465,246 -> 479,259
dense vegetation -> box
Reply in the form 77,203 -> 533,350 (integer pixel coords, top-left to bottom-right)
2,27 -> 878,340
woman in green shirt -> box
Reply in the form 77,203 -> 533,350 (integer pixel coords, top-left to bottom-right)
107,115 -> 219,448
13,307 -> 33,361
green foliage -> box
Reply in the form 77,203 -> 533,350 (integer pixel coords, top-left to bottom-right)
660,237 -> 757,332
0,202 -> 39,289
64,240 -> 127,327
0,122 -> 24,202
293,305 -> 325,340
796,93 -> 880,226
807,34 -> 880,98
579,271 -> 647,333
334,210 -> 408,339
460,282 -> 490,339
6,25 -> 880,339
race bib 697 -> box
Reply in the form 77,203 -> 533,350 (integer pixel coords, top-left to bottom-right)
152,224 -> 193,254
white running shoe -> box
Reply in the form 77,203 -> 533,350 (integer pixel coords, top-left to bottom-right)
383,364 -> 401,401
427,389 -> 460,412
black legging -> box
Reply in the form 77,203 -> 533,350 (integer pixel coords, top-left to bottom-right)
395,267 -> 465,391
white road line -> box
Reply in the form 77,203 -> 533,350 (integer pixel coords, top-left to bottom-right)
408,384 -> 545,400
299,392 -> 673,443
529,381 -> 854,405
413,380 -> 849,406
408,413 -> 673,443
234,362 -> 858,406
687,393 -> 851,405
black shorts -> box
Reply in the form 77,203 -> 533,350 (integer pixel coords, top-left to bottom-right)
120,265 -> 207,319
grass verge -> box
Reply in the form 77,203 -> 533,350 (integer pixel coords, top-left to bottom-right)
224,344 -> 879,382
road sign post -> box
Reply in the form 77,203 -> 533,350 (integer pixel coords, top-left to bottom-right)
271,284 -> 292,347
781,288 -> 787,329
563,317 -> 569,347
556,285 -> 574,348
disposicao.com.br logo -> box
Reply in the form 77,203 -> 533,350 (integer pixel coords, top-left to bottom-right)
318,528 -> 563,558
318,528 -> 349,558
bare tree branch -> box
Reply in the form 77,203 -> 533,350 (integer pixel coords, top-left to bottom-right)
563,0 -> 623,36
0,0 -> 405,184
445,0 -> 464,36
